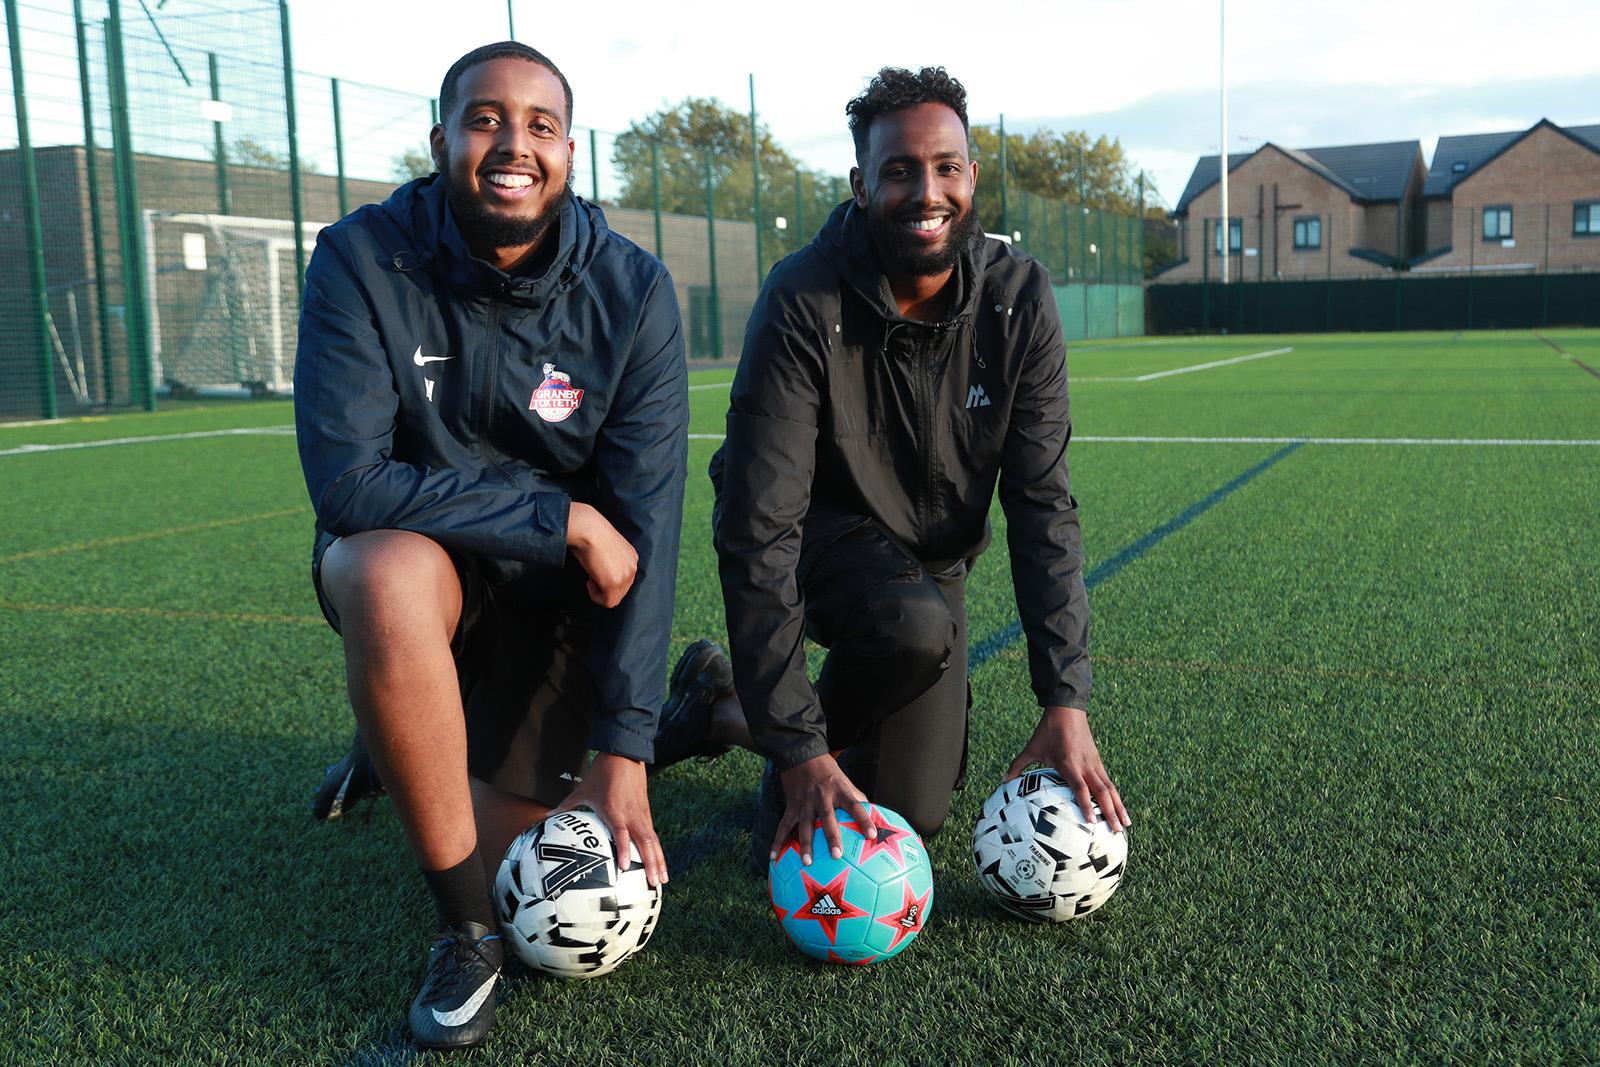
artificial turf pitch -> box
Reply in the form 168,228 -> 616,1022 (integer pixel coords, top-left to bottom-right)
1,329 -> 1596,1066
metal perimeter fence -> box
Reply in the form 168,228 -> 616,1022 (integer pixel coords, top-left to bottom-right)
0,0 -> 1146,420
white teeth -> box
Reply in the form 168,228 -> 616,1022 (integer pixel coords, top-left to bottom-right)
907,218 -> 945,231
486,173 -> 533,188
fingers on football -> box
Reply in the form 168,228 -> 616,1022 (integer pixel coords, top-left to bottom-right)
818,807 -> 845,861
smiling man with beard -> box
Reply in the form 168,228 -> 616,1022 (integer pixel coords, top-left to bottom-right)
294,42 -> 686,1050
653,66 -> 1129,871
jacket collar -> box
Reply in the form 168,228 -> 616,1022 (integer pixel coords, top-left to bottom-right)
813,200 -> 986,325
382,175 -> 604,306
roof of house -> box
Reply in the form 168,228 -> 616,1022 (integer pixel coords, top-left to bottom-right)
1422,119 -> 1600,197
1173,140 -> 1422,216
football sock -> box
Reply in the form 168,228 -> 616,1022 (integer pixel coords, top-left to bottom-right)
420,848 -> 497,932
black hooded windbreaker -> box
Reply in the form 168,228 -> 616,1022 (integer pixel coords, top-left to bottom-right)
294,175 -> 687,764
712,201 -> 1091,772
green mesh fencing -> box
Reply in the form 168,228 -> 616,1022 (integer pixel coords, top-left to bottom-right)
0,0 -> 1150,418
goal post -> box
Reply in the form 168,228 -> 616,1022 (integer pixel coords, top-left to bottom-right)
140,210 -> 324,396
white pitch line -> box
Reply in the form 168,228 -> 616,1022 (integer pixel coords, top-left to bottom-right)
0,426 -> 295,457
1077,346 -> 1293,382
1078,435 -> 1600,446
687,381 -> 734,392
690,433 -> 1600,445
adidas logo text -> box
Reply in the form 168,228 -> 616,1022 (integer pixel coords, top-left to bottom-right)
966,385 -> 991,409
811,894 -> 843,916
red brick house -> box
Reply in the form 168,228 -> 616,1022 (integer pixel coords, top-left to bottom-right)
1413,119 -> 1600,276
1158,140 -> 1427,282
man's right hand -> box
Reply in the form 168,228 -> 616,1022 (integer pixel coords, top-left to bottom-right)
566,501 -> 638,608
774,754 -> 876,866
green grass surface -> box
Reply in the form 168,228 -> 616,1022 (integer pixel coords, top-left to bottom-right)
2,331 -> 1597,1065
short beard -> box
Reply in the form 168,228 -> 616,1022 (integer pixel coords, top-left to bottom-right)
440,153 -> 575,255
865,200 -> 982,278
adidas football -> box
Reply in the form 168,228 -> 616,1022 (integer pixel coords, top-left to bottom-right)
768,804 -> 934,965
971,769 -> 1127,923
495,810 -> 661,978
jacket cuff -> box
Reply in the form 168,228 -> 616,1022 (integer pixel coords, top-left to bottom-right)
771,734 -> 830,773
589,719 -> 654,764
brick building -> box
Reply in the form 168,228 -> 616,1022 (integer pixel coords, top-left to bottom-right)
1413,119 -> 1600,276
1157,141 -> 1426,282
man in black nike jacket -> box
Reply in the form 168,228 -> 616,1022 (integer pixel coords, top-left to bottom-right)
294,42 -> 684,1049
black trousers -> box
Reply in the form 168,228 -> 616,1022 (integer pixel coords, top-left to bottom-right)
798,509 -> 970,837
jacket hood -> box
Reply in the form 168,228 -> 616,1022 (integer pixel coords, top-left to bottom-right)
376,175 -> 607,306
812,200 -> 987,325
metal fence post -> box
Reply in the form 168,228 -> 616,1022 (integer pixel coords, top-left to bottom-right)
749,74 -> 761,283
794,168 -> 804,255
1324,213 -> 1333,332
1467,207 -> 1475,330
1542,203 -> 1550,327
6,0 -> 56,418
998,114 -> 1008,241
331,76 -> 349,218
209,54 -> 229,215
704,148 -> 721,359
74,0 -> 114,404
105,3 -> 154,411
589,128 -> 598,202
650,139 -> 662,259
278,0 -> 306,292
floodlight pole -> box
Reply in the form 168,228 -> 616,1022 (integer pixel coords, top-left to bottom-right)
507,1 -> 515,39
1219,0 -> 1229,287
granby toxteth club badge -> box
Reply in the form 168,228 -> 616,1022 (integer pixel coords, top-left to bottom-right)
530,363 -> 584,423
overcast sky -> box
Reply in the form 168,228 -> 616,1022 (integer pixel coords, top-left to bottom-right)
289,0 -> 1600,210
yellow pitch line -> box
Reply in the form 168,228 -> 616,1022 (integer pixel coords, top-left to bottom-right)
1,600 -> 323,626
2,507 -> 311,564
1090,653 -> 1581,693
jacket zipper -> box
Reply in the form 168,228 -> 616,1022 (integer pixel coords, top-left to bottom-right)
479,294 -> 515,483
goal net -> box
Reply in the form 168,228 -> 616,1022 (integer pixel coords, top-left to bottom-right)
142,210 -> 325,395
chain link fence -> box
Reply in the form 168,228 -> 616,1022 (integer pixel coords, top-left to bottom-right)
1,0 -> 1148,419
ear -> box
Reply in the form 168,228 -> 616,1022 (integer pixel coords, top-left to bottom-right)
967,158 -> 978,193
849,167 -> 867,208
428,123 -> 446,172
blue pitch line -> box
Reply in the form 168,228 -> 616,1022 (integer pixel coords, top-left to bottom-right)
968,440 -> 1307,671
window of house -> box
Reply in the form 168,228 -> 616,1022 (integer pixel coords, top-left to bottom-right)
1293,216 -> 1321,250
1482,206 -> 1513,240
1574,201 -> 1600,235
1213,217 -> 1242,255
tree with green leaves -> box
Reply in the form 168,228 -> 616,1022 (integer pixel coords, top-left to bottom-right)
611,97 -> 849,264
391,146 -> 433,183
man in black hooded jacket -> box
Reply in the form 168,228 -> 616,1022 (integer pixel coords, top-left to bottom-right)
656,66 -> 1127,870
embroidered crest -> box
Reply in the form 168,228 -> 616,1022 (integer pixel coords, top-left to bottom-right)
529,363 -> 584,423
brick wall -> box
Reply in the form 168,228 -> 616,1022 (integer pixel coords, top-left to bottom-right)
1162,146 -> 1413,283
1415,124 -> 1600,275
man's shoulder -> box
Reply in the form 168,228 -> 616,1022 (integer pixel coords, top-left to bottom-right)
980,237 -> 1055,299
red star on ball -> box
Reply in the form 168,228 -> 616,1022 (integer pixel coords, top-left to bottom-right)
827,948 -> 880,965
778,867 -> 868,944
841,808 -> 915,866
874,878 -> 932,953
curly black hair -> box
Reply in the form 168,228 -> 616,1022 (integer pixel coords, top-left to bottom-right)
845,66 -> 969,159
438,41 -> 573,130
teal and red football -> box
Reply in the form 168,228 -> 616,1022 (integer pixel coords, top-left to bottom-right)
767,804 -> 933,965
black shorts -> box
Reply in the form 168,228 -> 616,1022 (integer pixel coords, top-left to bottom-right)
312,530 -> 596,808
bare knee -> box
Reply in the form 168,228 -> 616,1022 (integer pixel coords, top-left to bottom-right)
321,530 -> 462,642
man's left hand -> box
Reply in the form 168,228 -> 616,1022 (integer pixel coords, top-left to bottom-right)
1003,706 -> 1130,833
552,752 -> 667,886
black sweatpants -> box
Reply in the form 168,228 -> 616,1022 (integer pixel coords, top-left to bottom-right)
798,510 -> 969,837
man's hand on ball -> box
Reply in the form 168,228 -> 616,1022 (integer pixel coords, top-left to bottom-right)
774,754 -> 874,865
1003,706 -> 1130,834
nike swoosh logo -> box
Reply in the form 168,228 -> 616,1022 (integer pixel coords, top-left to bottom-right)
413,346 -> 455,366
430,973 -> 497,1028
